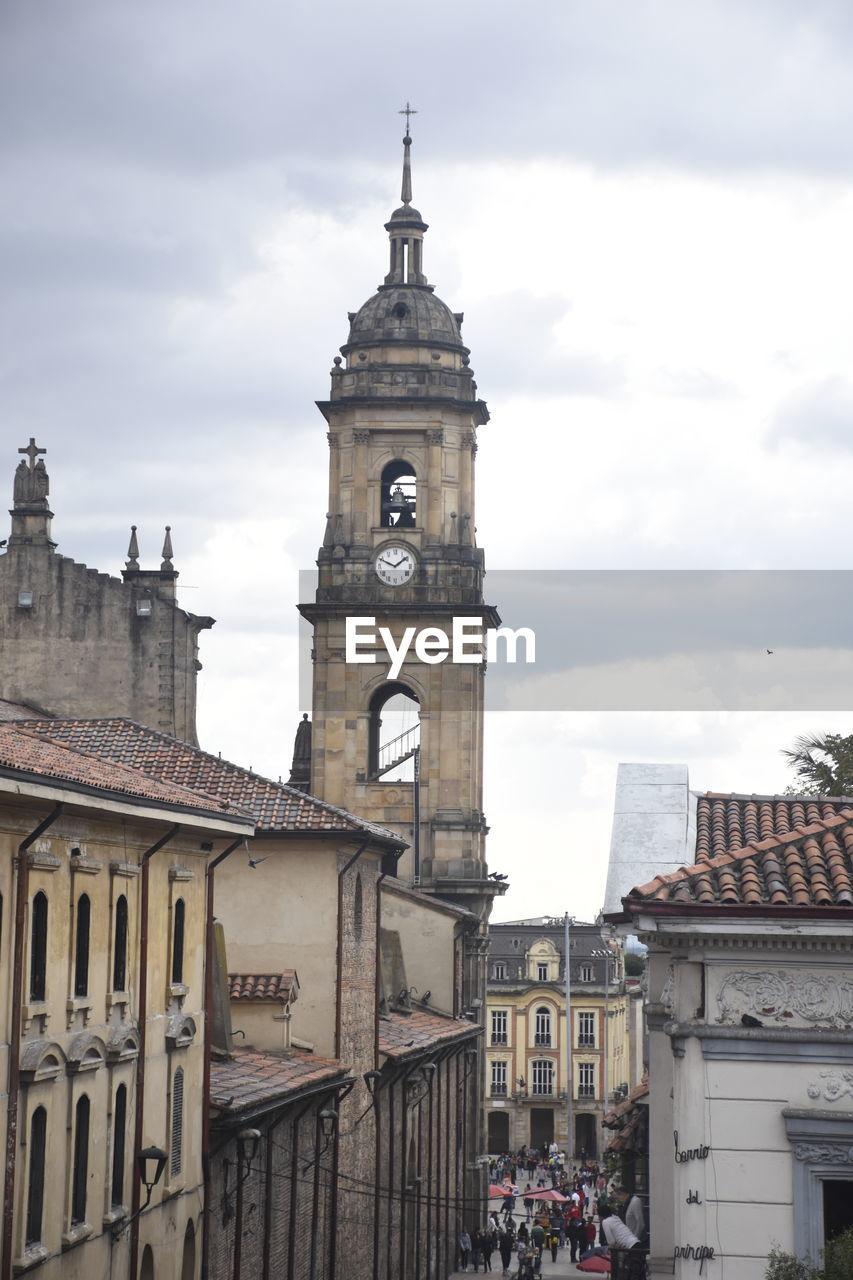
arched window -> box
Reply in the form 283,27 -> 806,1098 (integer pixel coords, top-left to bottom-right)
170,1067 -> 184,1180
368,682 -> 420,781
354,875 -> 363,942
181,1221 -> 196,1280
74,894 -> 90,998
113,895 -> 128,992
71,1094 -> 90,1224
140,1244 -> 155,1280
25,1106 -> 47,1245
111,1084 -> 127,1208
534,1006 -> 552,1047
380,459 -> 417,528
29,891 -> 48,1002
171,899 -> 185,985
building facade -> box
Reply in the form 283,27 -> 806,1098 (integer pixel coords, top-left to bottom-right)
0,443 -> 211,744
609,783 -> 853,1278
485,917 -> 633,1160
0,719 -> 253,1279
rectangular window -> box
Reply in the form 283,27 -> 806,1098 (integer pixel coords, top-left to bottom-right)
71,1095 -> 90,1225
491,1060 -> 507,1096
578,1062 -> 595,1099
532,1060 -> 554,1095
493,962 -> 506,980
537,963 -> 548,981
578,1011 -> 595,1047
170,1067 -> 184,1180
491,1010 -> 508,1045
580,965 -> 593,983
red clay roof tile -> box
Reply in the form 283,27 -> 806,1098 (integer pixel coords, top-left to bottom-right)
229,972 -> 298,1001
18,717 -> 406,845
210,1049 -> 350,1113
0,722 -> 253,821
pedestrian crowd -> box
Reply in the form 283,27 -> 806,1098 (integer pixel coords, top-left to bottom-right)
457,1143 -> 647,1276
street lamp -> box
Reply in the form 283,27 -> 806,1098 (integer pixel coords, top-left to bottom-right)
112,1146 -> 168,1237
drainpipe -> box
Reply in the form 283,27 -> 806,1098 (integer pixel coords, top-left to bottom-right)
334,840 -> 368,1057
130,824 -> 180,1280
201,836 -> 244,1280
2,803 -> 63,1280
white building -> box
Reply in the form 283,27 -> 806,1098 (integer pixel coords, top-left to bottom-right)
608,781 -> 853,1279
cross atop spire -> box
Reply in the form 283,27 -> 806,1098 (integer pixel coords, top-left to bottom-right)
398,101 -> 417,137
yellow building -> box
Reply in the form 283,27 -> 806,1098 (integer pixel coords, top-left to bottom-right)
485,917 -> 635,1162
0,715 -> 253,1279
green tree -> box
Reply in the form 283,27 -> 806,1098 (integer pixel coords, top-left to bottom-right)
625,952 -> 645,977
781,733 -> 853,797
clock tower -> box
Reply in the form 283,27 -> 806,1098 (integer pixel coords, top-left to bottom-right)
299,128 -> 503,937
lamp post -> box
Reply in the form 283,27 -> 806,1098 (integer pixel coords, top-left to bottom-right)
564,913 -> 573,1163
112,1146 -> 168,1238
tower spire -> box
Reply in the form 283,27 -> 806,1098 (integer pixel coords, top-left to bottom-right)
384,107 -> 429,288
398,101 -> 417,205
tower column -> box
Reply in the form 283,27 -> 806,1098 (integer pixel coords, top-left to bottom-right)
426,429 -> 443,544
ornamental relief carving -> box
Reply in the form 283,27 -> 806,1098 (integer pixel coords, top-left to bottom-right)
714,969 -> 853,1029
793,1142 -> 853,1164
658,965 -> 675,1014
807,1071 -> 853,1104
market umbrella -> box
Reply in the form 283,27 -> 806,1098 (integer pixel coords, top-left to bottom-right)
533,1189 -> 569,1202
488,1184 -> 513,1198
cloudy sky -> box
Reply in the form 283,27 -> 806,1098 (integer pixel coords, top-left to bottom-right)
5,0 -> 853,923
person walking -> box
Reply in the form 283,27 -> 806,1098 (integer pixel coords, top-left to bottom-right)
549,1229 -> 559,1263
472,1228 -> 483,1273
566,1215 -> 580,1262
459,1228 -> 471,1272
482,1225 -> 495,1272
498,1227 -> 513,1277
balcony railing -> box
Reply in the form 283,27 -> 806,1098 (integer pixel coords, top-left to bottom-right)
491,1033 -> 508,1045
531,1082 -> 555,1096
578,1084 -> 596,1098
491,1083 -> 508,1096
577,1035 -> 596,1047
533,1033 -> 552,1047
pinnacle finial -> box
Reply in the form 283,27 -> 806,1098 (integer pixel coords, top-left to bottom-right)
161,525 -> 173,568
126,525 -> 140,568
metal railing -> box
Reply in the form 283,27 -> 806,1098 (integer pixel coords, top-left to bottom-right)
373,723 -> 420,778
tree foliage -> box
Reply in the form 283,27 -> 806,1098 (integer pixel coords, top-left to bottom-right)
781,733 -> 853,797
765,1228 -> 853,1280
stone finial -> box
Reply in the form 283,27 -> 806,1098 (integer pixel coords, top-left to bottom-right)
126,525 -> 140,569
160,525 -> 173,569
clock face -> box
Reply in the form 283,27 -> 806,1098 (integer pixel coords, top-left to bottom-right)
375,544 -> 416,586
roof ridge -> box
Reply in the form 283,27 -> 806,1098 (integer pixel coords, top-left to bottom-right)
0,723 -> 252,818
19,716 -> 405,844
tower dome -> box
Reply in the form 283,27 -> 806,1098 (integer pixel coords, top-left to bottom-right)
326,128 -> 483,408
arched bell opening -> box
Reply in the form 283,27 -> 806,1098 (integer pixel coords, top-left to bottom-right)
368,682 -> 420,781
380,460 -> 417,528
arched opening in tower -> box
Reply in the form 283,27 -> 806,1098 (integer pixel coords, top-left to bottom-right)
368,682 -> 420,781
380,459 -> 417,528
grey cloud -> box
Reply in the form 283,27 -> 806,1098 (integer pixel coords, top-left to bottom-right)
6,1 -> 853,180
769,377 -> 853,452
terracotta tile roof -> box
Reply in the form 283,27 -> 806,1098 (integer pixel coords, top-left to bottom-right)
17,717 -> 406,845
210,1049 -> 350,1114
0,699 -> 50,722
603,1076 -> 649,1128
379,1009 -> 480,1060
695,793 -> 853,861
0,722 -> 253,821
229,972 -> 298,1001
630,807 -> 853,909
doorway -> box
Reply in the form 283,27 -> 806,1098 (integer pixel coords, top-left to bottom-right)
530,1109 -> 553,1152
575,1114 -> 597,1161
488,1111 -> 510,1154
